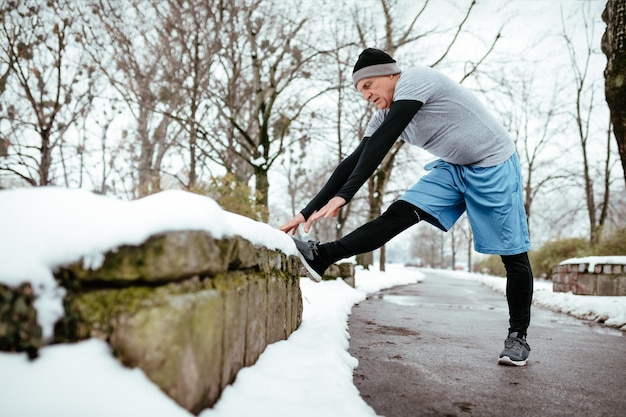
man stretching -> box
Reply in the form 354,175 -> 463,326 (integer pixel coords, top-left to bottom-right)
280,48 -> 534,366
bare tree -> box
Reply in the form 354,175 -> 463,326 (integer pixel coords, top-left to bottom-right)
562,7 -> 612,245
204,0 -> 331,222
85,0 -> 202,197
451,216 -> 473,271
85,108 -> 127,194
0,1 -> 96,187
410,224 -> 444,268
601,0 -> 626,186
153,0 -> 222,192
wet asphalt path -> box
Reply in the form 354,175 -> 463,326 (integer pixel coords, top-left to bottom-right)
348,268 -> 626,417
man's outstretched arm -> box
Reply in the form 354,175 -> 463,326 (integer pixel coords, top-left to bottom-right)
284,100 -> 422,233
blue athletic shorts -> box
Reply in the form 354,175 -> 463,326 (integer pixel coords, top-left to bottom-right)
400,153 -> 531,255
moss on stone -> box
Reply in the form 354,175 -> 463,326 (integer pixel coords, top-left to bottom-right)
0,283 -> 42,358
55,275 -> 219,343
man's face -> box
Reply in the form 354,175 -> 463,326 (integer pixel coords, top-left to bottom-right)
356,75 -> 397,110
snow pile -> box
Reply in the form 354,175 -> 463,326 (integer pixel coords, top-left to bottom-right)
0,187 -> 298,338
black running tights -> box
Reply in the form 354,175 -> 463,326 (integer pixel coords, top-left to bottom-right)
320,200 -> 431,263
501,252 -> 533,337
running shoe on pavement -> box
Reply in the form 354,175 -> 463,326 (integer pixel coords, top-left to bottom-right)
498,332 -> 531,366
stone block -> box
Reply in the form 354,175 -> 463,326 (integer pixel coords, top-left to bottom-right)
553,272 -> 578,293
58,231 -> 230,283
285,279 -> 301,336
618,277 -> 626,296
291,279 -> 303,332
597,275 -> 616,296
266,275 -> 287,345
213,272 -> 248,391
244,275 -> 267,367
551,272 -> 561,292
224,237 -> 262,270
109,287 -> 224,414
322,262 -> 356,287
574,274 -> 596,295
257,249 -> 290,276
339,262 -> 354,275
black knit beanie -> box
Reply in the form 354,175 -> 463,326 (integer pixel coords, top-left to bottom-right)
352,48 -> 402,89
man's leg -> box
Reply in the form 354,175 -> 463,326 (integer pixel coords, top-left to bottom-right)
498,252 -> 533,366
321,200 -> 438,262
458,154 -> 533,365
501,252 -> 533,336
295,200 -> 436,279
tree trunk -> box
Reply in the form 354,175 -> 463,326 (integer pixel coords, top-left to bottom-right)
137,108 -> 155,198
467,232 -> 473,272
450,228 -> 456,270
602,0 -> 626,186
39,128 -> 51,186
254,166 -> 270,223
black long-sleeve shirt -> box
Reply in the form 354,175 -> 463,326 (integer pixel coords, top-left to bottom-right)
300,100 -> 422,220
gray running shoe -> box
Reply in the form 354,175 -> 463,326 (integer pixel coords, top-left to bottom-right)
292,238 -> 328,282
498,332 -> 531,366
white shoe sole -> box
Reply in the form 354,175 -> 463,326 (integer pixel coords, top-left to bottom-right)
498,356 -> 527,366
298,255 -> 322,283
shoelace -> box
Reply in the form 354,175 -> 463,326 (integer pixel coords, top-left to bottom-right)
504,337 -> 530,352
307,240 -> 320,257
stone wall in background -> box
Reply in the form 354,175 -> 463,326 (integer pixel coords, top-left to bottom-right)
552,261 -> 626,296
0,230 -> 303,415
323,262 -> 355,287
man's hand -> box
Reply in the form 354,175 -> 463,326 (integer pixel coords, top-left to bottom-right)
303,196 -> 346,232
279,212 -> 306,235
279,196 -> 347,235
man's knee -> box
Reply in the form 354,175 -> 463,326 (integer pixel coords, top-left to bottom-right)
383,200 -> 421,220
384,200 -> 445,230
501,252 -> 531,267
501,252 -> 533,277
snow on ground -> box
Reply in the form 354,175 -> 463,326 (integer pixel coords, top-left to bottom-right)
0,188 -> 624,417
439,269 -> 626,331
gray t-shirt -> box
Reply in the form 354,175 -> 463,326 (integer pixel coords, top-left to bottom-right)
364,66 -> 515,167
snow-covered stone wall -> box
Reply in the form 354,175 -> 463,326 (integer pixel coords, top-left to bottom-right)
552,257 -> 626,296
0,230 -> 303,414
